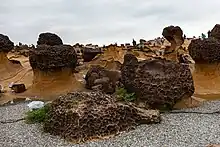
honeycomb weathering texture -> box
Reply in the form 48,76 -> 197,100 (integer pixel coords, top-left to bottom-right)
210,24 -> 220,40
85,65 -> 121,94
29,45 -> 77,71
121,54 -> 194,109
43,92 -> 160,143
0,34 -> 14,52
188,38 -> 220,63
162,25 -> 184,47
37,32 -> 63,46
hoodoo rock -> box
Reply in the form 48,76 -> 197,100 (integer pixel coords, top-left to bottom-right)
43,92 -> 160,143
162,25 -> 184,53
188,38 -> 220,63
85,65 -> 121,94
82,47 -> 102,62
28,45 -> 82,98
37,32 -> 63,46
0,34 -> 14,52
210,24 -> 220,40
121,54 -> 194,109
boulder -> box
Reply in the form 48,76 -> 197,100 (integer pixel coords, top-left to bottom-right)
29,45 -> 77,71
121,54 -> 194,109
10,84 -> 26,93
0,34 -> 14,52
210,24 -> 220,40
188,38 -> 220,63
82,47 -> 102,62
37,32 -> 63,46
85,65 -> 121,94
43,92 -> 160,143
162,26 -> 184,52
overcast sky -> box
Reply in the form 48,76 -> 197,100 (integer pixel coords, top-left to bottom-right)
0,0 -> 220,45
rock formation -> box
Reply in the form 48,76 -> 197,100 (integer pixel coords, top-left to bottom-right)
28,45 -> 83,97
121,54 -> 194,109
0,34 -> 23,80
43,92 -> 160,143
188,38 -> 220,63
85,65 -> 121,94
82,47 -> 102,62
37,32 -> 63,46
210,24 -> 220,40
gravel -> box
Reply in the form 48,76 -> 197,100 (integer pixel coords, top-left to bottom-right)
1,101 -> 220,147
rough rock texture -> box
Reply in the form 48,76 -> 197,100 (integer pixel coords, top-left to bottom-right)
37,32 -> 63,46
29,45 -> 77,71
121,54 -> 194,109
188,38 -> 220,63
210,24 -> 220,40
0,34 -> 14,52
43,92 -> 160,143
82,47 -> 102,62
162,26 -> 184,52
85,65 -> 121,94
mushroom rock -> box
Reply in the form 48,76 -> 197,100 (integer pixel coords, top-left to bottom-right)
44,92 -> 160,143
188,38 -> 220,98
82,47 -> 102,62
85,65 -> 121,94
37,32 -> 63,46
121,54 -> 194,110
27,44 -> 83,98
210,24 -> 220,40
0,34 -> 23,80
162,26 -> 184,61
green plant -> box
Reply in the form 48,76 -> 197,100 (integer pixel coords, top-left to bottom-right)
115,87 -> 136,102
201,33 -> 207,39
25,104 -> 50,124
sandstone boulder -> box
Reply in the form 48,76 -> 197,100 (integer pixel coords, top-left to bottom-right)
43,92 -> 160,143
188,38 -> 220,63
37,32 -> 63,46
210,24 -> 220,40
85,65 -> 121,94
0,34 -> 14,52
121,54 -> 194,109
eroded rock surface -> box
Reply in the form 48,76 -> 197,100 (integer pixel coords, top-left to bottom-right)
82,47 -> 102,62
44,92 -> 160,143
0,34 -> 14,52
37,32 -> 63,46
210,24 -> 220,40
121,54 -> 194,109
85,65 -> 121,94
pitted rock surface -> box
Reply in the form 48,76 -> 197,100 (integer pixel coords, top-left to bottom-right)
37,32 -> 63,46
121,54 -> 194,109
210,24 -> 220,40
0,34 -> 14,52
43,92 -> 160,143
85,65 -> 121,94
188,38 -> 220,63
29,45 -> 77,71
82,47 -> 102,62
162,26 -> 184,50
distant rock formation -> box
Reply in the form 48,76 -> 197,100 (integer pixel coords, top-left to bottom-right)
121,54 -> 194,110
37,32 -> 63,46
210,24 -> 220,40
82,47 -> 102,62
85,65 -> 121,94
188,38 -> 220,63
44,91 -> 160,143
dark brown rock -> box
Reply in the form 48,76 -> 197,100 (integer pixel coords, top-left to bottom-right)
11,84 -> 26,93
0,34 -> 14,53
210,24 -> 220,40
29,45 -> 77,71
43,92 -> 160,143
37,32 -> 63,46
188,38 -> 220,63
85,65 -> 121,94
82,47 -> 102,62
121,54 -> 194,109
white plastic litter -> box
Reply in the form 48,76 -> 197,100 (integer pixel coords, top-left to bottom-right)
27,101 -> 45,110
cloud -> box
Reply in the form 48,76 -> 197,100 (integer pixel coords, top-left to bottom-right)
0,0 -> 220,45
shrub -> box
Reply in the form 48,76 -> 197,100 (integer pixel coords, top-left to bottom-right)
25,104 -> 50,124
115,87 -> 136,102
